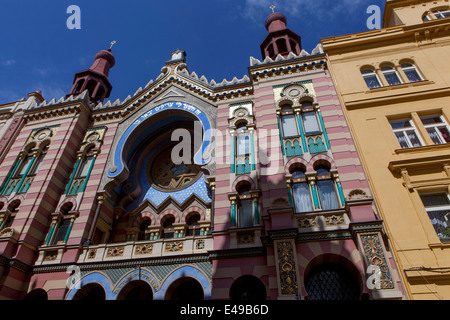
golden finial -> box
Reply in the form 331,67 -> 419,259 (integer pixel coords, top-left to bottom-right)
110,40 -> 117,50
270,5 -> 276,13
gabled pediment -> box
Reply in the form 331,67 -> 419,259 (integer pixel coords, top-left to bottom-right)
154,88 -> 187,103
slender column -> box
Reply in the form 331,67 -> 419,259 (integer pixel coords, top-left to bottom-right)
308,176 -> 320,210
230,131 -> 236,173
84,194 -> 104,246
276,112 -> 285,155
63,215 -> 77,242
45,215 -> 60,245
249,128 -> 256,170
65,154 -> 82,194
81,152 -> 98,192
315,105 -> 330,150
333,175 -> 346,207
251,191 -> 260,225
286,178 -> 294,208
294,108 -> 308,153
229,195 -> 237,227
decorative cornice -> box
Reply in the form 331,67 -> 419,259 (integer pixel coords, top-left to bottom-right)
32,253 -> 210,274
208,247 -> 266,260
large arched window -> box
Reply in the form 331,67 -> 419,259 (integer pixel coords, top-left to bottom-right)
230,275 -> 267,301
138,219 -> 152,241
1,200 -> 20,230
315,166 -> 340,211
280,105 -> 299,138
305,263 -> 361,300
50,203 -> 74,245
1,144 -> 48,196
291,167 -> 313,213
162,216 -> 175,239
237,183 -> 253,228
67,146 -> 97,195
186,213 -> 201,236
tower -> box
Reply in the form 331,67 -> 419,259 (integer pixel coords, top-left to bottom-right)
260,9 -> 302,60
68,47 -> 115,103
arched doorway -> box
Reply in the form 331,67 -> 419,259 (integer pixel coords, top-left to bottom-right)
116,280 -> 153,300
230,275 -> 267,301
24,289 -> 48,300
305,263 -> 361,300
72,283 -> 106,300
165,277 -> 204,300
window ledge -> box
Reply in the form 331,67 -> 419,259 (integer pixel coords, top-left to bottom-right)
366,80 -> 433,93
394,142 -> 450,154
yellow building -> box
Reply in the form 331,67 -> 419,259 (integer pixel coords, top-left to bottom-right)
322,0 -> 450,299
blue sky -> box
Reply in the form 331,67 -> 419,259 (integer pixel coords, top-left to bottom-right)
0,0 -> 385,104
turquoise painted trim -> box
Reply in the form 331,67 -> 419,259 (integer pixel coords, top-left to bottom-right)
80,155 -> 97,192
317,109 -> 330,150
65,158 -> 81,194
296,112 -> 308,153
287,187 -> 293,207
253,199 -> 259,224
231,136 -> 235,173
1,157 -> 23,194
250,132 -> 256,170
276,117 -> 285,155
45,223 -> 56,244
336,180 -> 346,206
231,203 -> 237,226
15,155 -> 36,193
63,220 -> 74,242
310,183 -> 320,209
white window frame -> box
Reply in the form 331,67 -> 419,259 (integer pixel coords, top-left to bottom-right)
420,114 -> 450,145
381,66 -> 403,86
420,192 -> 450,242
390,118 -> 424,149
361,68 -> 382,89
433,9 -> 450,19
401,63 -> 423,82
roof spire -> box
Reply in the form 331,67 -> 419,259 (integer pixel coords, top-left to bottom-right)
109,40 -> 117,51
270,5 -> 276,13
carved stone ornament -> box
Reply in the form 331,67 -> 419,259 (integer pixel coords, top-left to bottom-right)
106,246 -> 125,257
166,241 -> 184,252
43,250 -> 58,262
237,231 -> 255,244
297,217 -> 317,229
87,249 -> 97,259
276,241 -> 299,295
135,244 -> 154,255
325,215 -> 345,226
360,234 -> 395,290
196,239 -> 205,250
0,227 -> 15,237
